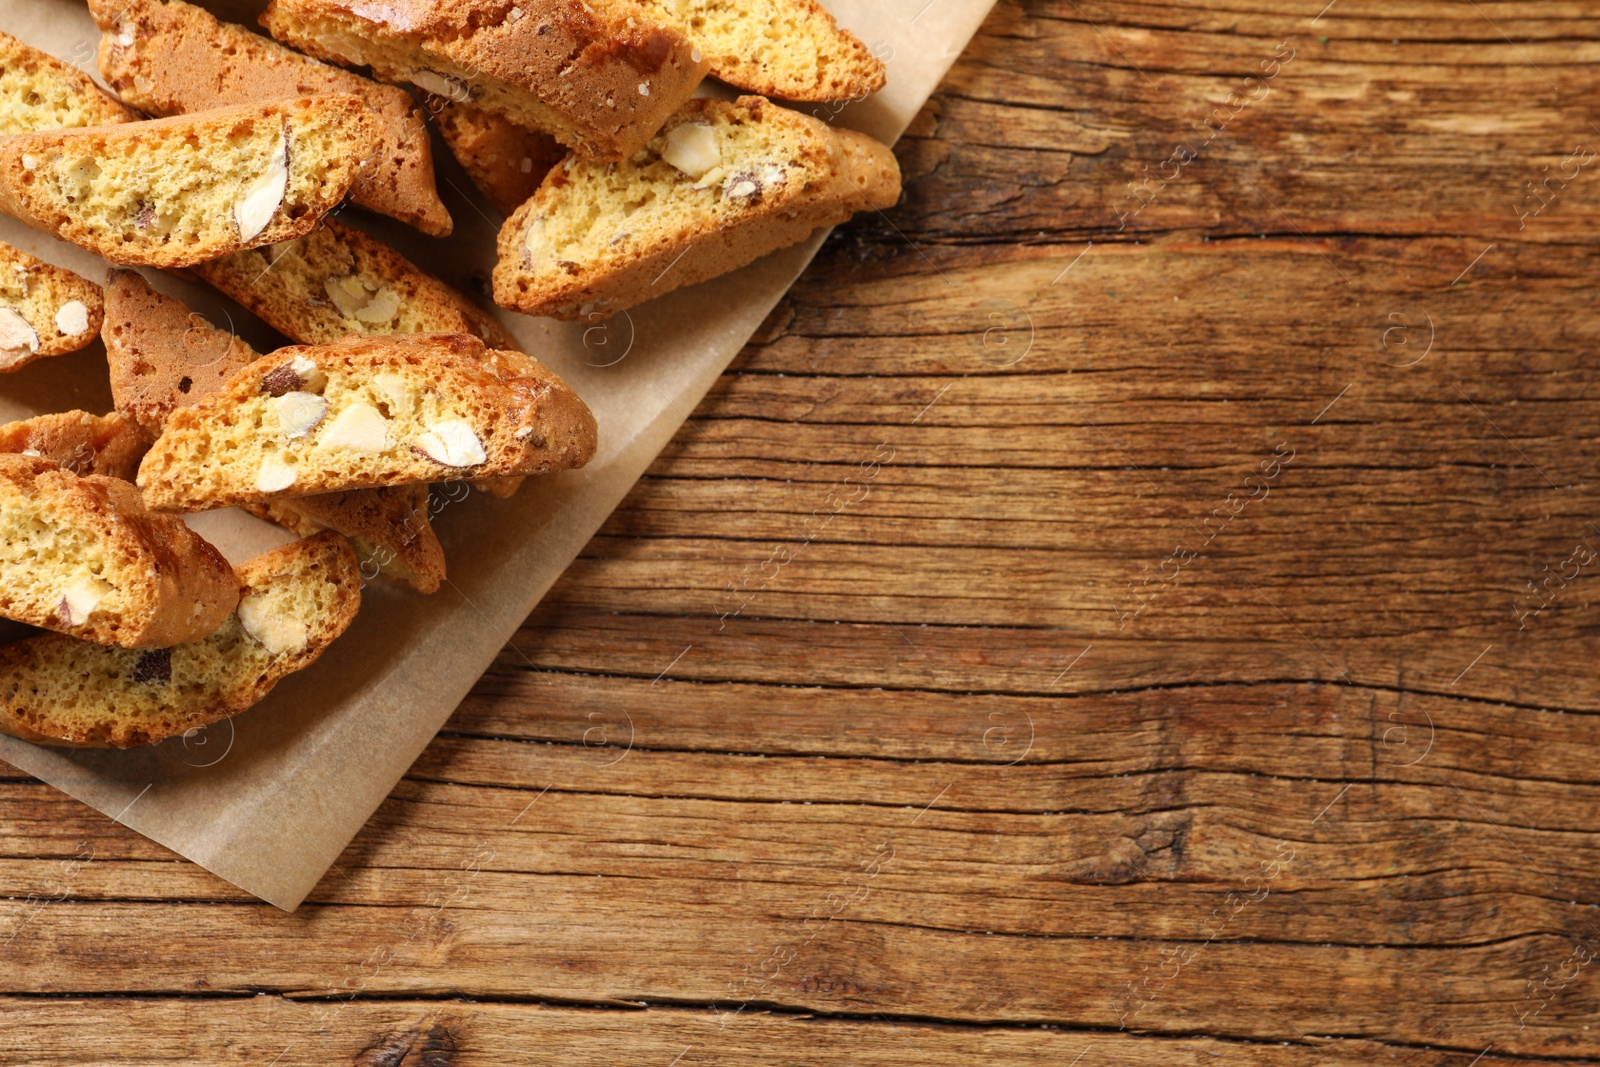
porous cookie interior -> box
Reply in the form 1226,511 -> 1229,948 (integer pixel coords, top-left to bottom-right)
0,37 -> 127,135
0,477 -> 133,637
212,227 -> 471,340
1,552 -> 342,747
521,103 -> 823,281
636,0 -> 862,97
0,250 -> 97,361
14,110 -> 345,259
0,265 -> 55,337
171,350 -> 501,499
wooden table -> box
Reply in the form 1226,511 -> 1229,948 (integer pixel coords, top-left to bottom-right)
6,1 -> 1600,1063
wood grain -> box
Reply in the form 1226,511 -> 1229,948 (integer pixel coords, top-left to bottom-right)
6,0 -> 1600,1063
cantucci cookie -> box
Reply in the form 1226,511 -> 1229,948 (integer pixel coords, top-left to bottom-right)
632,0 -> 885,101
260,0 -> 709,161
193,218 -> 515,349
102,268 -> 258,439
0,410 -> 149,480
246,483 -> 445,594
193,218 -> 522,501
0,453 -> 238,648
0,241 -> 103,371
0,530 -> 360,749
0,30 -> 138,136
102,271 -> 449,592
435,103 -> 565,216
89,0 -> 453,237
137,333 -> 599,511
0,96 -> 378,269
493,95 -> 900,319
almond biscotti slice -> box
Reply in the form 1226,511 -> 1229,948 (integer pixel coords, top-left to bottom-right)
193,218 -> 515,349
436,103 -> 565,216
102,271 -> 449,591
0,530 -> 360,748
0,410 -> 149,480
191,218 -> 524,503
0,453 -> 238,648
0,241 -> 103,371
246,483 -> 444,594
89,0 -> 452,237
261,0 -> 709,161
102,269 -> 259,439
0,31 -> 139,136
137,333 -> 598,511
0,96 -> 378,269
493,95 -> 900,319
631,0 -> 885,101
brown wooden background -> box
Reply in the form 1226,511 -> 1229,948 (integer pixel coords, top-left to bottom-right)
6,0 -> 1600,1063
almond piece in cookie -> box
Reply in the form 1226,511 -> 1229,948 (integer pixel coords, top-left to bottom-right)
0,410 -> 149,480
260,0 -> 709,161
0,241 -> 104,371
137,333 -> 598,512
493,96 -> 900,319
0,453 -> 239,648
194,218 -> 515,349
0,241 -> 103,372
435,102 -> 566,216
88,0 -> 452,237
0,30 -> 139,136
631,0 -> 885,101
0,96 -> 378,269
0,530 -> 360,748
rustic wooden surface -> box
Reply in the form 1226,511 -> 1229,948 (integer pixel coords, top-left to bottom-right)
7,0 -> 1600,1063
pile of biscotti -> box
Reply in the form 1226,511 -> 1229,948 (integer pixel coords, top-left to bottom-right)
0,0 -> 899,749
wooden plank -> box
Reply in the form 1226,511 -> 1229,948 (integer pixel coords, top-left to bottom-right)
3,679 -> 1599,1055
6,999 -> 1580,1067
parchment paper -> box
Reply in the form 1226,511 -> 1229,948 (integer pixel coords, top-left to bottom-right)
0,0 -> 996,909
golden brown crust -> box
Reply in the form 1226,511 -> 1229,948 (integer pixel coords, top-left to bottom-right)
0,531 -> 361,748
480,346 -> 599,468
492,96 -> 901,319
89,0 -> 453,236
102,269 -> 259,439
137,332 -> 598,511
0,96 -> 379,269
830,126 -> 905,205
435,102 -> 565,216
261,0 -> 710,161
0,241 -> 104,372
0,31 -> 140,136
192,217 -> 517,349
630,0 -> 886,101
0,453 -> 239,648
0,410 -> 150,481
